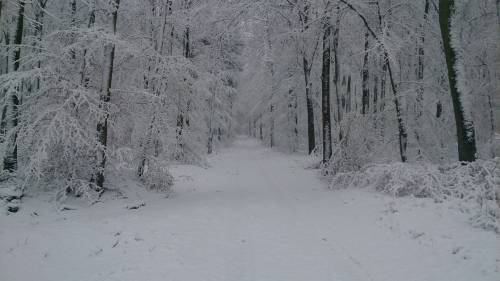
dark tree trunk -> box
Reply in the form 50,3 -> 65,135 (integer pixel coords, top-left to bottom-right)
95,0 -> 120,188
207,90 -> 216,154
288,88 -> 299,152
436,101 -> 443,118
301,1 -> 316,154
176,3 -> 191,159
34,0 -> 48,90
385,53 -> 408,162
69,0 -> 77,60
347,75 -> 351,113
321,18 -> 332,163
332,9 -> 342,141
184,27 -> 190,58
81,1 -> 96,86
438,0 -> 477,162
175,112 -> 184,160
259,121 -> 263,140
414,0 -> 430,155
361,32 -> 370,115
304,60 -> 315,154
380,58 -> 386,112
3,0 -> 25,173
0,28 -> 9,144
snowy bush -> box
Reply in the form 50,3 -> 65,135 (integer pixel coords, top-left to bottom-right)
140,158 -> 174,193
329,159 -> 500,232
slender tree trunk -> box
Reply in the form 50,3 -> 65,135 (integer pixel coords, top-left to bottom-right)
259,121 -> 263,140
385,54 -> 408,162
347,75 -> 351,113
304,61 -> 315,154
321,18 -> 332,163
380,58 -> 386,112
414,0 -> 429,156
95,0 -> 120,188
176,1 -> 191,160
69,0 -> 77,60
3,0 -> 25,173
301,1 -> 316,154
81,1 -> 96,86
361,32 -> 370,115
0,1 -> 9,143
265,25 -> 275,148
438,0 -> 477,162
207,90 -> 216,154
497,0 -> 500,28
332,11 -> 342,141
34,0 -> 48,91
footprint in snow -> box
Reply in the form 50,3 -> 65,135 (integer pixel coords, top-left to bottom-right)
89,248 -> 103,257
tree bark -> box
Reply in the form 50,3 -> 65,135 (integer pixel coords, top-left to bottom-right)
414,0 -> 430,155
3,0 -> 25,173
332,11 -> 342,141
95,0 -> 120,188
361,32 -> 370,115
304,60 -> 315,154
438,0 -> 477,162
321,18 -> 332,163
301,1 -> 316,154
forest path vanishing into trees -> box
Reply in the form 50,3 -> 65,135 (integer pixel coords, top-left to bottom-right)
0,136 -> 496,281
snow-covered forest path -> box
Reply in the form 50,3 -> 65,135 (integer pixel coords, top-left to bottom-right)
0,137 -> 497,281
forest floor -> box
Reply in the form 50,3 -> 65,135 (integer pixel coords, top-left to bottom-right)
0,137 -> 498,281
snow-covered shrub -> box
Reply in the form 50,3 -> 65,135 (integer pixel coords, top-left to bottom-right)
330,159 -> 500,232
55,178 -> 102,203
325,113 -> 399,174
140,158 -> 174,193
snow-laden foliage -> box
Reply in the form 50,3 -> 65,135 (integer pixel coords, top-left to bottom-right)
0,0 -> 243,201
330,159 -> 500,232
239,0 -> 498,163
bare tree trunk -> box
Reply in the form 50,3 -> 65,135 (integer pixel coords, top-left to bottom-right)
3,0 -> 25,173
301,1 -> 316,154
380,58 -> 386,112
304,61 -> 315,154
438,0 -> 477,161
259,121 -> 263,140
321,17 -> 332,163
414,0 -> 430,156
34,0 -> 48,90
81,0 -> 96,86
175,0 -> 192,160
361,32 -> 370,115
95,0 -> 120,188
288,87 -> 299,152
347,75 -> 351,113
332,11 -> 342,141
207,90 -> 216,154
0,0 -> 9,145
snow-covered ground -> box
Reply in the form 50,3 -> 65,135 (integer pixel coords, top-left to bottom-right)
0,137 -> 498,281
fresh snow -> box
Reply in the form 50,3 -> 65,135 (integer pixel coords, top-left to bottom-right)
0,137 -> 498,281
